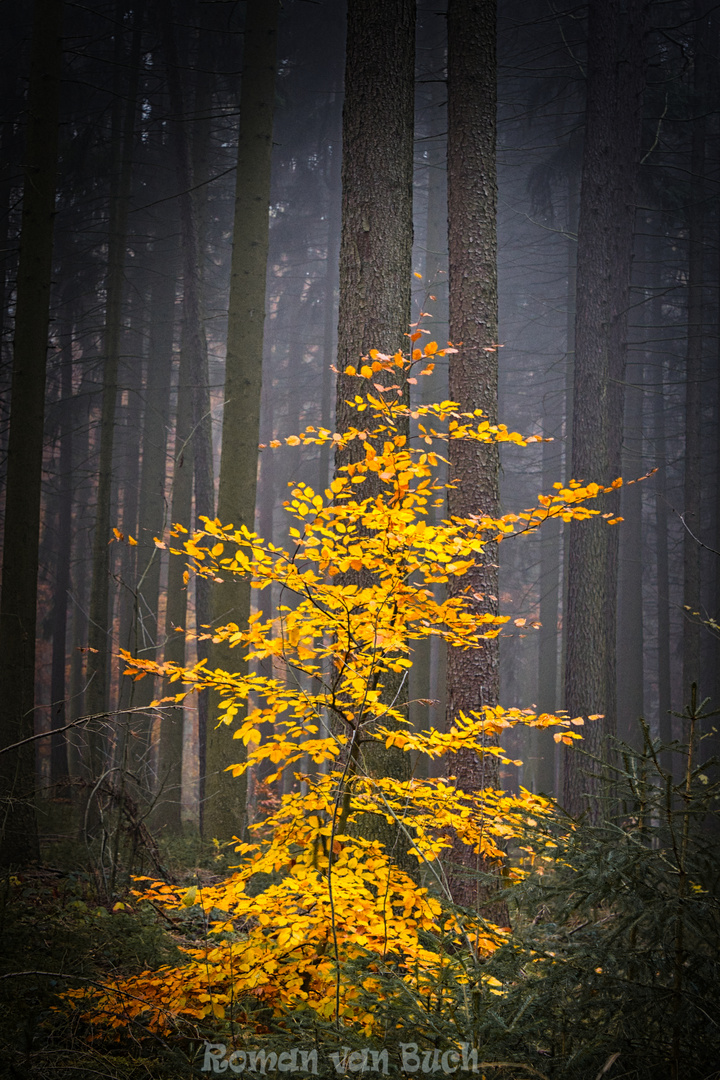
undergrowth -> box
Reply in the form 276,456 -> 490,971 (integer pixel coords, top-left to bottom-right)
3,711 -> 718,1080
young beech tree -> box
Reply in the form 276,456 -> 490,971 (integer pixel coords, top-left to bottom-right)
65,342 -> 628,1040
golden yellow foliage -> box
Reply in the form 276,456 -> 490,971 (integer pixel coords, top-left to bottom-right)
65,342 -> 622,1039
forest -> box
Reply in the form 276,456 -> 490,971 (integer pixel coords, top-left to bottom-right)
0,0 -> 719,1078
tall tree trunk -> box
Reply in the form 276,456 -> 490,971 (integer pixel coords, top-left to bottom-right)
206,0 -> 279,842
682,0 -> 710,707
84,0 -> 143,792
616,228 -> 647,748
0,0 -> 63,866
49,310 -> 73,786
335,0 -> 415,431
528,413 -> 562,794
334,0 -> 416,859
159,327 -> 195,832
563,0 -> 647,818
161,1 -> 215,832
649,283 -> 673,771
135,229 -> 178,831
445,0 -> 501,907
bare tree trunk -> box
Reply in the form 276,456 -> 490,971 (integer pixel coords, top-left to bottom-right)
335,0 -> 415,431
616,226 -> 647,748
563,0 -> 647,818
84,0 -> 143,791
682,0 -> 710,707
648,273 -> 673,771
334,0 -> 416,861
206,0 -> 279,842
49,309 -> 74,786
160,0 -> 216,831
135,229 -> 178,831
159,327 -> 194,832
0,0 -> 63,866
445,0 -> 501,908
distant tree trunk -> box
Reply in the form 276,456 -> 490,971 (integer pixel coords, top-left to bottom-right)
84,0 -> 143,789
160,1 -> 215,831
206,0 -> 279,842
159,327 -> 195,832
444,0 -> 501,907
528,415 -> 561,794
648,285 -> 672,771
682,0 -> 710,707
114,300 -> 144,773
0,0 -> 63,866
563,0 -> 647,818
49,312 -> 74,786
66,365 -> 94,780
135,230 -> 178,831
616,227 -> 647,748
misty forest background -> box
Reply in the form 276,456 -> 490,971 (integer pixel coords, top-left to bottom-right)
1,0 -> 719,864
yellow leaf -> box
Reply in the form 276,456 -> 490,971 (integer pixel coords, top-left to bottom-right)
181,886 -> 198,907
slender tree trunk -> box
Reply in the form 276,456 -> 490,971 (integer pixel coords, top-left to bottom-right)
616,227 -> 647,748
113,295 -> 147,787
66,365 -> 94,782
648,281 -> 673,770
0,0 -> 63,866
159,327 -> 194,832
682,0 -> 710,707
206,0 -> 279,842
84,0 -> 143,790
563,0 -> 647,818
49,311 -> 73,786
161,2 -> 217,832
135,230 -> 178,830
528,414 -> 561,794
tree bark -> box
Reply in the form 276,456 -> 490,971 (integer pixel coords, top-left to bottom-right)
135,229 -> 178,831
335,0 -> 415,431
334,0 -> 416,862
445,0 -> 501,908
49,310 -> 73,786
0,0 -> 63,866
159,326 -> 195,832
206,0 -> 279,843
160,0 -> 216,831
84,0 -> 143,791
563,0 -> 647,819
682,0 -> 710,707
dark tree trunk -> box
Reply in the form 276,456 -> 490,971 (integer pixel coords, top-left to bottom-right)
49,312 -> 73,786
0,0 -> 63,866
334,0 -> 416,859
84,0 -> 143,789
335,0 -> 415,430
159,327 -> 195,833
682,0 -> 710,707
207,0 -> 279,843
445,0 -> 501,908
563,0 -> 647,818
135,228 -> 178,831
648,284 -> 673,772
161,1 -> 216,832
